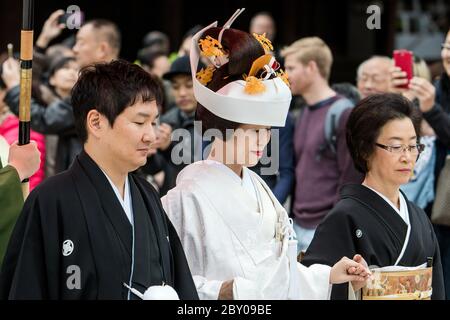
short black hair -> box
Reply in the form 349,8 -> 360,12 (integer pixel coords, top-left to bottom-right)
137,48 -> 166,69
71,59 -> 163,143
48,56 -> 76,79
346,93 -> 422,173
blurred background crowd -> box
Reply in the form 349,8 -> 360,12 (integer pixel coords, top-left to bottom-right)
1,0 -> 450,298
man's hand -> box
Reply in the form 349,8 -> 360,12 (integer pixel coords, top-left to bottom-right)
36,9 -> 66,49
408,77 -> 436,113
154,123 -> 173,151
1,58 -> 20,90
8,141 -> 41,181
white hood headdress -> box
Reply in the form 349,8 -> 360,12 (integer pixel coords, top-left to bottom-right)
190,8 -> 292,127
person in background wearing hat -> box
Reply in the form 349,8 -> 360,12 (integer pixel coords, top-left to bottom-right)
141,31 -> 171,57
142,55 -> 203,195
162,10 -> 371,300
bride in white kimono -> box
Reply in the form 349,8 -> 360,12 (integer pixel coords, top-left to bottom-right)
162,9 -> 371,300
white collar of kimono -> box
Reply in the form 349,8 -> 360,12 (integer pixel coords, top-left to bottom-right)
363,185 -> 412,266
101,170 -> 133,226
363,185 -> 409,224
203,159 -> 257,202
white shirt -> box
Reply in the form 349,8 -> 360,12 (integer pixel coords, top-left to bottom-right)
101,170 -> 134,225
363,185 -> 409,224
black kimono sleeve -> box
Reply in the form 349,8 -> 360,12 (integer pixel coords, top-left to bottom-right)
0,190 -> 61,299
430,222 -> 445,300
301,200 -> 358,299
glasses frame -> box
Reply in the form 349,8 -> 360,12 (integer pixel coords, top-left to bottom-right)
375,142 -> 425,160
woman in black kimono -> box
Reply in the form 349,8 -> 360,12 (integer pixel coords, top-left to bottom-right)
302,93 -> 445,299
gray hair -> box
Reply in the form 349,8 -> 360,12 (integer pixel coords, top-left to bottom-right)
356,55 -> 392,79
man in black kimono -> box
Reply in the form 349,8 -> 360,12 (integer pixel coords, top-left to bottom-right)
0,60 -> 198,300
302,184 -> 445,300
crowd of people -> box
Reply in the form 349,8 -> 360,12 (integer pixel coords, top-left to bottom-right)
0,8 -> 449,300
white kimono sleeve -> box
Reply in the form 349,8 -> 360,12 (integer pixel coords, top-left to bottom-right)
162,187 -> 223,300
297,263 -> 332,300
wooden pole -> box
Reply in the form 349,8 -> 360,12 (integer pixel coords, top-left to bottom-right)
18,0 -> 34,199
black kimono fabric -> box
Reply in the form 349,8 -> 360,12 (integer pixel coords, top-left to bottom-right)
0,150 -> 198,300
302,184 -> 445,300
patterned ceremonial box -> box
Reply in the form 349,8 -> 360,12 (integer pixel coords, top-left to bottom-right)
362,265 -> 432,300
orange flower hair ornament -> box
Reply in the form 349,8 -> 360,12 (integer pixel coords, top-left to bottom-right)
253,33 -> 274,53
277,69 -> 290,87
243,76 -> 266,95
196,65 -> 215,85
243,54 -> 281,95
198,36 -> 224,57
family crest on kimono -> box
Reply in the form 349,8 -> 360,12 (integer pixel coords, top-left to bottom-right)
302,93 -> 445,300
0,61 -> 198,300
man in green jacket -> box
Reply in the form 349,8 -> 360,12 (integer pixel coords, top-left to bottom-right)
0,141 -> 40,265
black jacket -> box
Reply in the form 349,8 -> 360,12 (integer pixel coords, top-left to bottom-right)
423,73 -> 450,184
302,184 -> 445,300
4,85 -> 81,173
0,150 -> 198,299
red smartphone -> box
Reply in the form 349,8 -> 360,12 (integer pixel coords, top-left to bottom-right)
393,49 -> 413,89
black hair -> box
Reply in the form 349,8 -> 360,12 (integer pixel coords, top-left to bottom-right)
48,56 -> 76,78
137,48 -> 166,69
346,93 -> 422,173
71,59 -> 163,143
141,31 -> 170,55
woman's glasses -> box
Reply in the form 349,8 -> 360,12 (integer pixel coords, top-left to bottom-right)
375,143 -> 425,156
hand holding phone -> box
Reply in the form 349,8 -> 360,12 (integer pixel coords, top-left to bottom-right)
393,49 -> 413,89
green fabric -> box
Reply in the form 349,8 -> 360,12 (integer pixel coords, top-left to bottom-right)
0,158 -> 24,266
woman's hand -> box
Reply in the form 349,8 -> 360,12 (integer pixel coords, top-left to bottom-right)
218,280 -> 233,300
348,254 -> 371,291
330,255 -> 371,286
154,123 -> 173,151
